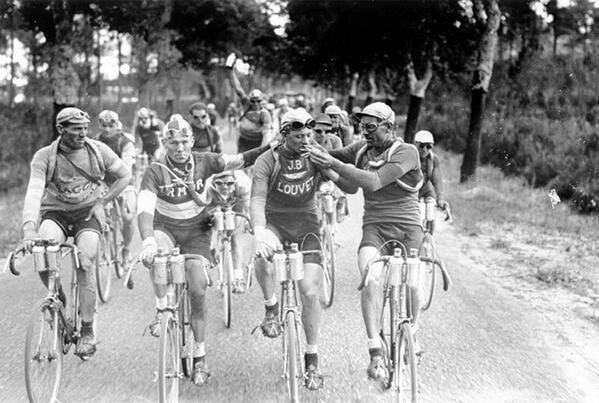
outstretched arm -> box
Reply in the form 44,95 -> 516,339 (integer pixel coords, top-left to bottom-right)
229,67 -> 247,100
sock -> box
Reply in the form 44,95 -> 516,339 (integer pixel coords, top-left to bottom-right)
306,344 -> 318,354
305,352 -> 318,369
264,295 -> 277,307
193,341 -> 206,358
155,296 -> 167,311
367,338 -> 382,349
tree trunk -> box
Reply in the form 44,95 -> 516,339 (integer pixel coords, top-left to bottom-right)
97,30 -> 103,110
404,96 -> 423,143
460,0 -> 501,183
553,27 -> 558,57
404,61 -> 433,143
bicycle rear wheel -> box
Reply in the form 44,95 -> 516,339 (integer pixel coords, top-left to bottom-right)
112,205 -> 125,279
178,290 -> 194,378
379,288 -> 398,390
283,310 -> 301,403
25,300 -> 63,403
222,241 -> 233,328
419,234 -> 436,311
396,322 -> 418,402
96,232 -> 112,303
321,226 -> 336,308
158,311 -> 180,403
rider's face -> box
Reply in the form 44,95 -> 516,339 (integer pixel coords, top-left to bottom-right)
313,123 -> 331,144
165,132 -> 193,163
190,110 -> 209,129
138,116 -> 150,129
213,176 -> 236,198
59,123 -> 89,149
284,128 -> 313,155
360,116 -> 392,148
328,114 -> 341,128
100,120 -> 119,137
416,142 -> 432,158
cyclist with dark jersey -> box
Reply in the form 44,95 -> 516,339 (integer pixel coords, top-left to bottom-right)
251,108 -> 340,391
137,115 -> 272,386
189,102 -> 223,153
307,102 -> 424,382
134,107 -> 164,160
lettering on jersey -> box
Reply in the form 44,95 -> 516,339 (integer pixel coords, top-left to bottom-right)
158,178 -> 204,198
286,159 -> 303,170
276,176 -> 314,196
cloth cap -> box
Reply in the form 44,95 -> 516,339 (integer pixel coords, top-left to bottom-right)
56,107 -> 90,126
356,102 -> 395,124
213,170 -> 235,179
163,115 -> 192,140
189,102 -> 208,113
98,110 -> 119,123
324,104 -> 343,116
137,107 -> 150,118
314,113 -> 333,127
249,89 -> 264,101
281,108 -> 313,127
414,130 -> 435,144
278,98 -> 289,107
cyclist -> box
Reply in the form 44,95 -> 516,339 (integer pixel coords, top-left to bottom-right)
306,102 -> 424,381
97,110 -> 137,265
21,107 -> 131,359
251,108 -> 340,391
137,115 -> 272,386
189,102 -> 223,153
325,104 -> 353,146
227,56 -> 272,152
414,130 -> 448,218
134,107 -> 164,161
272,98 -> 291,134
203,170 -> 252,293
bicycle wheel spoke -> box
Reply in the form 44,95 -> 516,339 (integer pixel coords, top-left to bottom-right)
159,313 -> 180,403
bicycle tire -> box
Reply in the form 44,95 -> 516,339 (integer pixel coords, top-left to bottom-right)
179,290 -> 194,378
96,232 -> 112,303
222,241 -> 233,328
321,226 -> 336,308
244,258 -> 254,291
158,311 -> 180,403
112,205 -> 125,279
419,234 -> 436,311
397,322 -> 418,402
284,310 -> 301,403
25,300 -> 63,403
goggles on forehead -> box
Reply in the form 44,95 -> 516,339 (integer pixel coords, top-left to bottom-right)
314,129 -> 333,135
419,143 -> 433,149
164,127 -> 192,140
286,119 -> 316,131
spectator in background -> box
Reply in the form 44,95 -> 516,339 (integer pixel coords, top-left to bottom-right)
189,102 -> 223,153
325,104 -> 353,146
272,98 -> 291,135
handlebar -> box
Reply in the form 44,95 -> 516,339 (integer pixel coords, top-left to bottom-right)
3,241 -> 80,276
234,212 -> 254,234
357,256 -> 390,291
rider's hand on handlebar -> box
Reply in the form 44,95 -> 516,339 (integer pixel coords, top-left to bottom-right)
437,199 -> 449,210
86,202 -> 107,230
140,237 -> 158,267
22,229 -> 37,253
254,226 -> 281,258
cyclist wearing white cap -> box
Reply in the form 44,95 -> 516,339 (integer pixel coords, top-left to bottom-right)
134,107 -> 164,160
325,104 -> 353,146
307,102 -> 424,381
251,107 -> 340,391
415,130 -> 447,230
97,110 -> 137,265
272,98 -> 291,134
227,56 -> 272,152
21,107 -> 131,360
137,115 -> 272,386
188,102 -> 223,153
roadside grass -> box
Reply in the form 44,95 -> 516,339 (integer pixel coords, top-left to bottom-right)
440,147 -> 599,300
0,187 -> 25,255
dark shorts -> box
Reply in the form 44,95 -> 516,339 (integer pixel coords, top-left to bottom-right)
155,222 -> 211,258
360,222 -> 423,256
41,207 -> 102,239
142,136 -> 160,156
266,211 -> 321,264
237,136 -> 262,153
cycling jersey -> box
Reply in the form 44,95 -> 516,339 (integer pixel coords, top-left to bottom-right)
331,124 -> 353,147
98,132 -> 134,159
204,170 -> 251,210
331,139 -> 422,227
135,122 -> 163,155
191,125 -> 222,153
419,151 -> 443,201
238,98 -> 271,142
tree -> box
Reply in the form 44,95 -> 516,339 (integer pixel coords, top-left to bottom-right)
459,0 -> 501,183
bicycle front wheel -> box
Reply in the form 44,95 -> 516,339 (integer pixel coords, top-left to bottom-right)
178,290 -> 194,378
158,311 -> 180,403
283,311 -> 301,403
112,206 -> 125,279
419,234 -> 436,311
96,232 -> 112,303
25,300 -> 63,403
222,242 -> 233,328
396,322 -> 418,402
321,226 -> 336,307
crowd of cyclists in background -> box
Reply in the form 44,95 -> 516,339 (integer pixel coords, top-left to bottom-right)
17,54 -> 449,397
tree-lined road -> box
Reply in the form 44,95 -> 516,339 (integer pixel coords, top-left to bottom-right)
2,187 -> 599,402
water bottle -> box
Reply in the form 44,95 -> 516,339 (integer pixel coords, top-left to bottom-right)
213,208 -> 225,231
32,240 -> 46,272
425,200 -> 436,222
406,248 -> 420,288
323,194 -> 334,214
288,243 -> 304,281
169,247 -> 186,284
45,240 -> 61,273
273,248 -> 287,282
153,248 -> 168,285
224,207 -> 236,231
388,248 -> 403,286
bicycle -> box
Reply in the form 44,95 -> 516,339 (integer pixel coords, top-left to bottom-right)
418,199 -> 453,311
5,239 -> 89,402
95,199 -> 126,303
211,206 -> 254,328
268,242 -> 323,403
124,248 -> 212,403
358,241 -> 419,402
316,188 -> 337,307
134,153 -> 149,191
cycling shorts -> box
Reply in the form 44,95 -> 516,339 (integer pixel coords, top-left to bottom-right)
41,206 -> 102,239
155,222 -> 211,258
237,136 -> 262,153
266,211 -> 321,265
359,222 -> 423,256
142,135 -> 160,156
